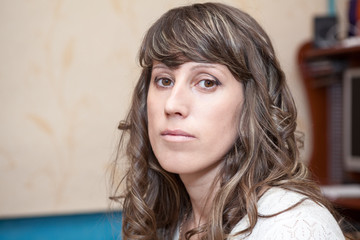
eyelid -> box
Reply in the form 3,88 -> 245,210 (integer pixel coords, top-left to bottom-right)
154,76 -> 174,88
196,75 -> 222,89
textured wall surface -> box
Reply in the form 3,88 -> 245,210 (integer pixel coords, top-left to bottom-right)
0,0 -> 338,217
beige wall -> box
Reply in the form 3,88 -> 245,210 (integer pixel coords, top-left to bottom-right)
0,0 -> 344,217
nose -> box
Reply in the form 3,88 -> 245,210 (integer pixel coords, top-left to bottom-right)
164,83 -> 190,118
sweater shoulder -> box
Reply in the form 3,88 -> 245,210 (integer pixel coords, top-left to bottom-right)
230,188 -> 344,240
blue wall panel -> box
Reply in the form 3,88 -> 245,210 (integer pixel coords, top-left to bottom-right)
0,212 -> 122,240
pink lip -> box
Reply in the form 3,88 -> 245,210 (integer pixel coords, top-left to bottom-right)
160,129 -> 195,141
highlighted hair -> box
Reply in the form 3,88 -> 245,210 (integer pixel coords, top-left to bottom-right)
111,3 -> 337,239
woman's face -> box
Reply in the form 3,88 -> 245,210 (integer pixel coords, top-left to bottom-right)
147,61 -> 244,178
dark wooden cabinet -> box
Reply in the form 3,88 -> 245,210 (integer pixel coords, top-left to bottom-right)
298,41 -> 360,184
297,41 -> 360,225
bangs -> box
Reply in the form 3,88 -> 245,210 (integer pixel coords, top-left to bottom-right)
139,4 -> 236,68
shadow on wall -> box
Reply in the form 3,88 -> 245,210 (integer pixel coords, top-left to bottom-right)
0,211 -> 122,240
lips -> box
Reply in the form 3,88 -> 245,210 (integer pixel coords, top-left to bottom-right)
160,129 -> 195,142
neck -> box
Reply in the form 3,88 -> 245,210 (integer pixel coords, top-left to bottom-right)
179,163 -> 222,227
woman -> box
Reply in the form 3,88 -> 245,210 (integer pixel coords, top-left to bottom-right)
111,2 -> 345,239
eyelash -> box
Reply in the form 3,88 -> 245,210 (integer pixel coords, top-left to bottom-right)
154,77 -> 174,88
197,78 -> 221,89
154,76 -> 222,90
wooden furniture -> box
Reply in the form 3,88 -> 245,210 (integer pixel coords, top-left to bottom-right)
297,41 -> 360,224
298,41 -> 360,184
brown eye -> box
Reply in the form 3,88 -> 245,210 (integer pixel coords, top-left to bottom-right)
198,79 -> 220,89
161,78 -> 172,86
204,80 -> 215,88
156,77 -> 174,88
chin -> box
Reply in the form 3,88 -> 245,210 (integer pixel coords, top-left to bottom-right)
156,156 -> 193,175
157,160 -> 184,174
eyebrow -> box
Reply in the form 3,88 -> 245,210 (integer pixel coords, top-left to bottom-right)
190,63 -> 220,71
152,64 -> 169,71
152,63 -> 222,72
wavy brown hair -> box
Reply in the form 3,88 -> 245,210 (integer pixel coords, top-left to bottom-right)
110,2 -> 340,239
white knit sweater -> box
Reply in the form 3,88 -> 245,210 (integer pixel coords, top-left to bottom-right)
174,187 -> 345,240
229,187 -> 344,239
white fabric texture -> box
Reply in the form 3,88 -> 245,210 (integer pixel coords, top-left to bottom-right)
229,187 -> 344,240
173,188 -> 344,240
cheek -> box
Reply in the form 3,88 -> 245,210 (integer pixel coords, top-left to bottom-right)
200,101 -> 241,149
201,98 -> 241,130
147,98 -> 157,138
146,89 -> 165,151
